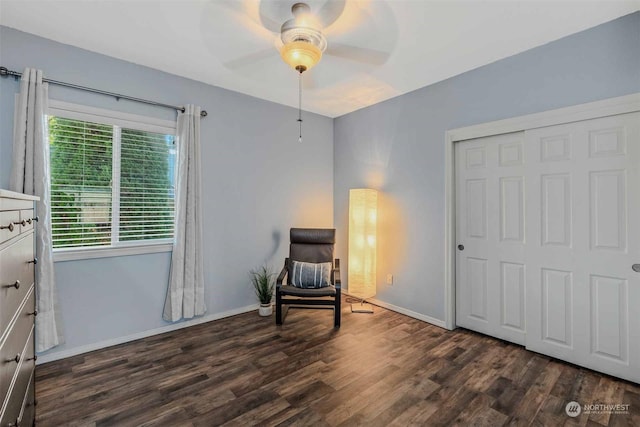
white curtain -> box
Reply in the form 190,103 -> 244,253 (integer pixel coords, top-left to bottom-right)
163,105 -> 206,321
10,68 -> 63,352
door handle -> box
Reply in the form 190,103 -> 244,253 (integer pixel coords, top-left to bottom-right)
457,244 -> 464,251
632,264 -> 640,272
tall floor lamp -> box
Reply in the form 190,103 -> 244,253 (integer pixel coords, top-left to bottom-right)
348,188 -> 377,313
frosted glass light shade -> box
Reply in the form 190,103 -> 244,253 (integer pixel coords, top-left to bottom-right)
348,188 -> 377,300
280,41 -> 322,72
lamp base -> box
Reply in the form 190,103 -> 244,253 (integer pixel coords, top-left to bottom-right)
351,302 -> 374,313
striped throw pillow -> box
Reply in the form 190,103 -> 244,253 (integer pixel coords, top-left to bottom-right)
290,260 -> 332,288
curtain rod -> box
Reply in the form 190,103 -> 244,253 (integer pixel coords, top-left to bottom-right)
0,66 -> 207,117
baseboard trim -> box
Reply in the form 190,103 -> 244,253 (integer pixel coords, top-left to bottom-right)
36,304 -> 260,365
37,297 -> 449,364
345,292 -> 447,329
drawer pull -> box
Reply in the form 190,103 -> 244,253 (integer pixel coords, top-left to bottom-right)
33,216 -> 39,222
0,222 -> 15,232
3,280 -> 20,289
14,219 -> 27,226
27,258 -> 38,265
26,218 -> 32,224
28,309 -> 38,317
6,353 -> 20,363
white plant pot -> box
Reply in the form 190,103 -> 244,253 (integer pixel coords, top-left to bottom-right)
258,304 -> 272,317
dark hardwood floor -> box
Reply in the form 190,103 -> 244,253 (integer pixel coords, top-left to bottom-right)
35,299 -> 640,426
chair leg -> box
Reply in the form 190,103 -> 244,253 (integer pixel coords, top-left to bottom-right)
276,290 -> 283,325
334,289 -> 341,328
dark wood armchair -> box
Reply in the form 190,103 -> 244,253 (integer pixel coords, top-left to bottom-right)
275,228 -> 341,328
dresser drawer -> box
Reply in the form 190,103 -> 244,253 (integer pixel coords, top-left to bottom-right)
0,236 -> 34,336
0,288 -> 35,409
0,328 -> 34,427
1,370 -> 35,427
15,370 -> 35,427
0,212 -> 20,246
0,197 -> 33,213
18,211 -> 34,235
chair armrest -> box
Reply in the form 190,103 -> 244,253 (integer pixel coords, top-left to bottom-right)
332,258 -> 341,289
277,258 -> 289,288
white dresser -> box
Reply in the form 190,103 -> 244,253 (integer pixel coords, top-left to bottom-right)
0,190 -> 38,427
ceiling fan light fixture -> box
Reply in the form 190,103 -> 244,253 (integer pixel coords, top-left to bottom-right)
279,3 -> 326,73
280,40 -> 323,72
278,2 -> 328,143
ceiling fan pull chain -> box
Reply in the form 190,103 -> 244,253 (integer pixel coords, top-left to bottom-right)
298,70 -> 303,143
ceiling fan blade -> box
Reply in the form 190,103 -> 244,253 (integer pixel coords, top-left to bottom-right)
224,49 -> 275,70
258,11 -> 284,33
217,0 -> 278,36
257,1 -> 293,33
257,1 -> 347,34
325,43 -> 390,66
316,0 -> 347,28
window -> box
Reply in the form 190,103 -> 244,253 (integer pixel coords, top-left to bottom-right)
47,102 -> 177,259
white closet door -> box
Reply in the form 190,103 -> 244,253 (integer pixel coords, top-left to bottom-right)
455,132 -> 527,345
525,112 -> 640,383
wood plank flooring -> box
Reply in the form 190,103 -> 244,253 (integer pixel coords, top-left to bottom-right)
35,299 -> 640,426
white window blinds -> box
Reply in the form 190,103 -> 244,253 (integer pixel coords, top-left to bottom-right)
50,117 -> 113,248
119,129 -> 176,242
48,115 -> 176,250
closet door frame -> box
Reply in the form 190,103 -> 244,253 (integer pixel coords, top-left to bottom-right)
443,93 -> 640,331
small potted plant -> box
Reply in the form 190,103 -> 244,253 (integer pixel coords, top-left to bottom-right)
251,265 -> 275,317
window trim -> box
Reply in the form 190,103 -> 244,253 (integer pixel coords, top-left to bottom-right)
48,100 -> 176,134
53,243 -> 173,262
47,100 -> 177,262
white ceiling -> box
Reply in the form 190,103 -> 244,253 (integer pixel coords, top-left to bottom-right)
1,0 -> 638,117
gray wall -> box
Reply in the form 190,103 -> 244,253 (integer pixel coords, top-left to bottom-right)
0,27 -> 334,357
334,12 -> 640,321
1,11 -> 639,358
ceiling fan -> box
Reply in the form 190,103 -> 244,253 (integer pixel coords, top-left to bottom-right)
212,0 -> 396,141
219,0 -> 395,83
